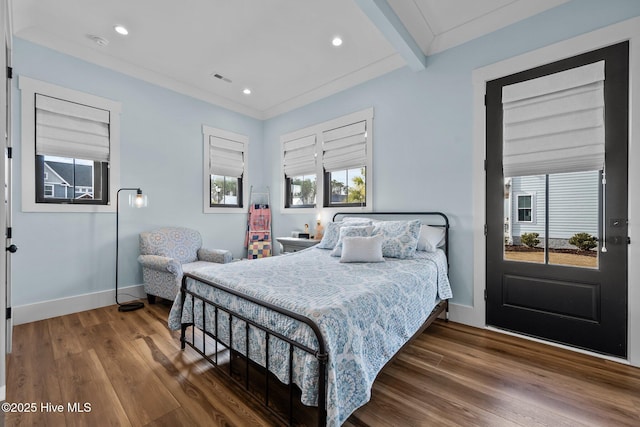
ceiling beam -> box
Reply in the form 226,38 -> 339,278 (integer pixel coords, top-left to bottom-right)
355,0 -> 426,71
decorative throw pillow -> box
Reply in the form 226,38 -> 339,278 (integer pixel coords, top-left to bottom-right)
372,219 -> 421,259
331,225 -> 375,257
317,220 -> 371,249
339,234 -> 385,263
417,225 -> 446,252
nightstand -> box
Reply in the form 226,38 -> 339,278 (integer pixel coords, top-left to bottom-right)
276,237 -> 320,253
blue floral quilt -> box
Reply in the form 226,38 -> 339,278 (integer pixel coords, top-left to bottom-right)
168,247 -> 452,426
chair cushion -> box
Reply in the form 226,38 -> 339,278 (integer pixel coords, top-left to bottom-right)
140,227 -> 201,264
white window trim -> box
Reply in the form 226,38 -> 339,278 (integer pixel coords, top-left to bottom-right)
280,107 -> 373,215
515,192 -> 536,224
19,76 -> 121,213
202,125 -> 248,214
44,184 -> 54,197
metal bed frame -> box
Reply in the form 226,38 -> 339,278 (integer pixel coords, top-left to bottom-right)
179,212 -> 450,426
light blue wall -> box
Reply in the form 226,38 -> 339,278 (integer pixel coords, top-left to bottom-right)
263,0 -> 640,306
10,0 -> 640,309
11,39 -> 264,306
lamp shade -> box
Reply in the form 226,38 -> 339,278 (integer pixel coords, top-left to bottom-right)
129,192 -> 148,208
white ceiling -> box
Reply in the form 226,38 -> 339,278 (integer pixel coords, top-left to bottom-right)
11,0 -> 569,119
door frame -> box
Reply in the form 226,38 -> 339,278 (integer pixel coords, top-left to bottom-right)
467,16 -> 640,366
0,0 -> 10,401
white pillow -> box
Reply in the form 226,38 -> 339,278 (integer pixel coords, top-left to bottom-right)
317,220 -> 371,249
417,225 -> 446,252
339,234 -> 385,263
331,225 -> 375,257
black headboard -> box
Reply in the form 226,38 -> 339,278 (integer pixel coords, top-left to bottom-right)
331,211 -> 450,263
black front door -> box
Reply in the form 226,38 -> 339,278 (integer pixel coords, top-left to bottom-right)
486,42 -> 629,357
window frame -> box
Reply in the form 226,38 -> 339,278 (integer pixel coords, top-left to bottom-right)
35,156 -> 107,205
284,174 -> 317,209
43,184 -> 54,198
202,125 -> 248,214
516,193 -> 535,223
323,167 -> 367,208
280,107 -> 373,215
19,76 -> 121,213
210,174 -> 243,208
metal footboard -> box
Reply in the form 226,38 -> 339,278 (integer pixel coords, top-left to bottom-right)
179,272 -> 328,427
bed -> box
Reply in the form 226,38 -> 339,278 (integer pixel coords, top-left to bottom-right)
168,212 -> 452,426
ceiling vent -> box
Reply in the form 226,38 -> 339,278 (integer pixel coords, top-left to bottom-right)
212,73 -> 232,83
87,34 -> 109,47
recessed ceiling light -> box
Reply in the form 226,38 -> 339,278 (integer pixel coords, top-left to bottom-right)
243,88 -> 252,95
114,25 -> 129,36
332,36 -> 343,47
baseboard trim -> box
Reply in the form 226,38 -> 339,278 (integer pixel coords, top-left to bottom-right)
13,284 -> 146,325
448,302 -> 484,328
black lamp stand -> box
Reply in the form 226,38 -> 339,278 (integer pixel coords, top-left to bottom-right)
116,187 -> 145,312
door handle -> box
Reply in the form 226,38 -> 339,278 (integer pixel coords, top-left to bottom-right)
606,236 -> 629,245
6,244 -> 17,253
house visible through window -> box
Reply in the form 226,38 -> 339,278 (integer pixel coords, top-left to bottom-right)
517,194 -> 533,222
19,76 -> 121,213
34,94 -> 109,205
38,156 -> 102,202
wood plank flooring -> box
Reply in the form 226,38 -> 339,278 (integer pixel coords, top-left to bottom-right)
4,301 -> 640,426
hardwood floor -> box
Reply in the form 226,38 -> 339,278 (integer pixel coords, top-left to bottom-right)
4,301 -> 640,426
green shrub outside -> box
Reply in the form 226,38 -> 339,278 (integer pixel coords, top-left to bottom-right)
569,232 -> 598,251
520,232 -> 540,248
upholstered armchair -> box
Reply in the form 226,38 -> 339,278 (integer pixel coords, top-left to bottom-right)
138,227 -> 232,303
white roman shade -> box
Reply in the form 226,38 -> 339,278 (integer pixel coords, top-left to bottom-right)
322,120 -> 367,172
209,136 -> 245,178
35,94 -> 111,162
502,61 -> 605,177
283,134 -> 316,177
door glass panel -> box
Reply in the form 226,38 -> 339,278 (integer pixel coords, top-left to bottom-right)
503,171 -> 600,269
504,175 -> 546,264
548,171 -> 599,269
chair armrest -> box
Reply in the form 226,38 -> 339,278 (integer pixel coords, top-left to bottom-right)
137,254 -> 182,276
197,248 -> 233,264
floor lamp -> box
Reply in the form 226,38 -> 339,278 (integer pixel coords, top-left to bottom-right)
116,187 -> 148,312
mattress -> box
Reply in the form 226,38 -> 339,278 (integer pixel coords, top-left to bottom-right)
168,246 -> 452,426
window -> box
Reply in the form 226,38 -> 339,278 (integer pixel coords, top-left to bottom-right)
286,174 -> 316,207
280,108 -> 373,213
326,167 -> 365,206
19,76 -> 121,213
203,125 -> 248,213
211,175 -> 240,206
322,120 -> 368,208
282,134 -> 317,208
517,194 -> 534,222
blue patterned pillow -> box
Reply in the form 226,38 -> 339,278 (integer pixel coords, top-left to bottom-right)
331,225 -> 375,257
317,220 -> 371,249
372,220 -> 421,259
